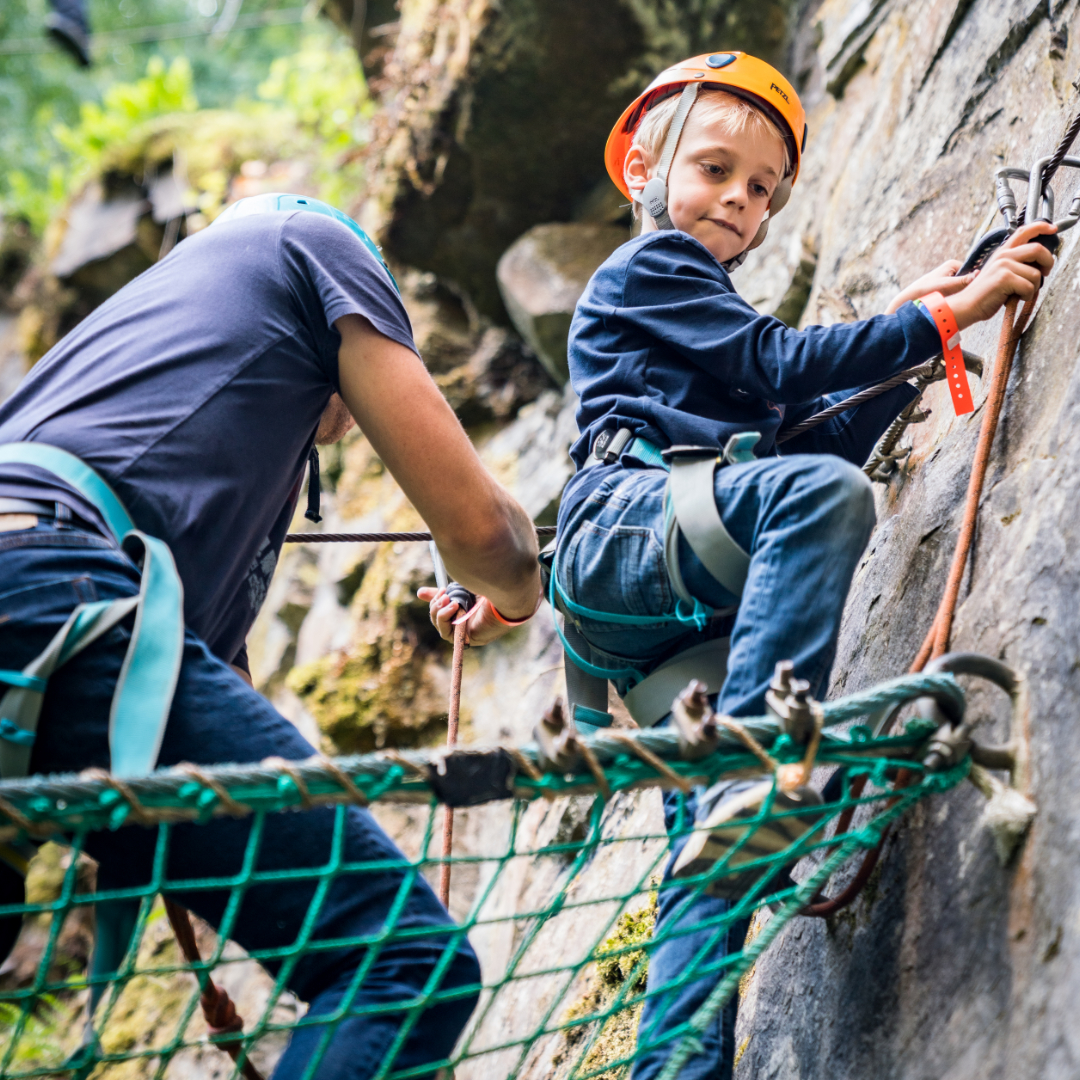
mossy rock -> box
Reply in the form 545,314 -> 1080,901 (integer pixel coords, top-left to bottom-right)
286,627 -> 449,753
555,894 -> 658,1080
19,107 -> 309,363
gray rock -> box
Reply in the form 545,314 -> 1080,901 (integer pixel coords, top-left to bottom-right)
50,180 -> 151,281
497,222 -> 626,384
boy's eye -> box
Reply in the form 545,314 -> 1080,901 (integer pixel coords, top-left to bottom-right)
703,163 -> 724,177
752,184 -> 770,197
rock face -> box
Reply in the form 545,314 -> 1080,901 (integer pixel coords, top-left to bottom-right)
497,222 -> 628,383
724,2 -> 1080,1077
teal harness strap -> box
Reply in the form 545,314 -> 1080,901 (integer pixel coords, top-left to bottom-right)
0,443 -> 184,779
109,534 -> 183,777
554,430 -> 760,731
0,443 -> 135,538
0,598 -> 139,778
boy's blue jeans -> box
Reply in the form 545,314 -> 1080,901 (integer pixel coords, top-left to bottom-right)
556,454 -> 876,1079
0,523 -> 480,1079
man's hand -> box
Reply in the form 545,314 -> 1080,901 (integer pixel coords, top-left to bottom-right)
946,221 -> 1056,329
418,586 -> 534,646
885,260 -> 973,315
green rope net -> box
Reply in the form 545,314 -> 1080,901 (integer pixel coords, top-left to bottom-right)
0,673 -> 970,1080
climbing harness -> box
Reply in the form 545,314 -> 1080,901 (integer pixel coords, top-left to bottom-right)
0,443 -> 183,782
543,429 -> 758,736
0,444 -> 263,1078
604,52 -> 806,269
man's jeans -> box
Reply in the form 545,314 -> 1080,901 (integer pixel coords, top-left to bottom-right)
556,454 -> 876,1079
0,523 -> 480,1078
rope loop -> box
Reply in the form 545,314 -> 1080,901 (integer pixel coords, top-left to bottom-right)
261,757 -> 314,810
314,755 -> 369,807
599,729 -> 693,793
80,767 -> 154,827
175,762 -> 248,817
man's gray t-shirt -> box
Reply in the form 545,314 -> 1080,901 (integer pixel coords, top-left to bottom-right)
0,210 -> 415,664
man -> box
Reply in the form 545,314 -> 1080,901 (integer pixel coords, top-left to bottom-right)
0,198 -> 542,1076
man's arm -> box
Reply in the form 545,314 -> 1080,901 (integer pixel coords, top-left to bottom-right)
334,313 -> 540,623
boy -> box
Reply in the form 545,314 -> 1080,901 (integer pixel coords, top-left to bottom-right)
553,52 -> 1053,1079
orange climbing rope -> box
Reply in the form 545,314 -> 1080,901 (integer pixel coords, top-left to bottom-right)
438,621 -> 467,907
806,290 -> 1037,918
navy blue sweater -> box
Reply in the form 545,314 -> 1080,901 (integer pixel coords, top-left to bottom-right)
560,230 -> 941,519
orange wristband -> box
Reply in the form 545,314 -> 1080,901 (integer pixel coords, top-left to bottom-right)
489,595 -> 542,627
920,291 -> 973,416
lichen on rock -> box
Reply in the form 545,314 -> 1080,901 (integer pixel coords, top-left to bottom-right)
553,895 -> 658,1080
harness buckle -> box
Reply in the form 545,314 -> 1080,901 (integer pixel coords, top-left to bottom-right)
722,431 -> 761,465
660,444 -> 718,464
593,427 -> 634,465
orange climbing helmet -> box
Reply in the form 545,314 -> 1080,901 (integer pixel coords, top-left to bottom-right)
604,52 -> 807,266
605,52 -> 807,197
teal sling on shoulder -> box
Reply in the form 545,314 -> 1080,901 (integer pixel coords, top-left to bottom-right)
0,443 -> 184,779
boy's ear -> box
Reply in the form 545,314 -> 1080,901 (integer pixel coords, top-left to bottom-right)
624,147 -> 651,199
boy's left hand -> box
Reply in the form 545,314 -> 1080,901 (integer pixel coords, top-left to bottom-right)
885,260 -> 974,315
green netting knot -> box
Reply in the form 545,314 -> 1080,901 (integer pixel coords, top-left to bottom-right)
849,724 -> 871,743
771,733 -> 794,757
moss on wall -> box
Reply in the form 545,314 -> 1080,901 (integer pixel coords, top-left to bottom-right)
554,894 -> 658,1080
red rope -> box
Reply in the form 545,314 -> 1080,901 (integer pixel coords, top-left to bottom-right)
438,622 -> 467,908
164,899 -> 265,1079
806,292 -> 1035,919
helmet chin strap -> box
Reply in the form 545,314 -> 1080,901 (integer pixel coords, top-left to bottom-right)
634,81 -> 700,231
633,80 -> 794,273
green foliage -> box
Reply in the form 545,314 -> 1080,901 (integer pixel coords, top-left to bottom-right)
54,55 -> 198,169
0,996 -> 83,1068
4,55 -> 197,232
257,30 -> 371,209
0,0 -> 335,232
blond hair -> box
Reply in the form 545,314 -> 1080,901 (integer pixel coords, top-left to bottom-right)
631,88 -> 791,180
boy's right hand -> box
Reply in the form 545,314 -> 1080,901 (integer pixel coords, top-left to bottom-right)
947,221 -> 1057,330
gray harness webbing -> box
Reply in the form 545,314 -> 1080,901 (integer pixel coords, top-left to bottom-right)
621,636 -> 732,726
557,430 -> 758,731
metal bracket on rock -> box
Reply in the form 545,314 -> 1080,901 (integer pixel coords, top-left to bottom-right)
917,652 -> 1035,864
670,679 -> 720,760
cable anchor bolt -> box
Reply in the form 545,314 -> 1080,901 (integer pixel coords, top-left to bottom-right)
765,660 -> 816,744
670,679 -> 720,760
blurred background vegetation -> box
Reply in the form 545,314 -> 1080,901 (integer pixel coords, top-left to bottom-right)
0,0 -> 368,232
